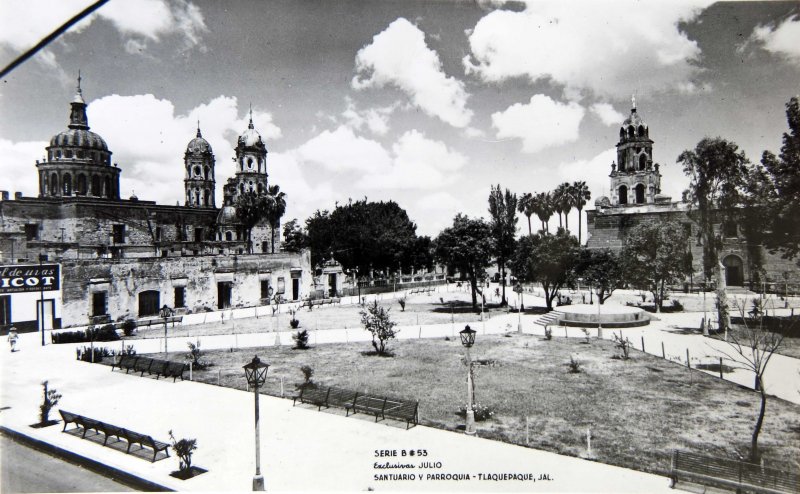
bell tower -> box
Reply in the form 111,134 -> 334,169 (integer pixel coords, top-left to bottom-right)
609,96 -> 661,206
223,107 -> 269,206
183,123 -> 216,208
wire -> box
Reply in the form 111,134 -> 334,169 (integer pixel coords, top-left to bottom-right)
0,0 -> 110,80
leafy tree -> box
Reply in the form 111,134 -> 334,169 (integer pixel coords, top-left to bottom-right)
621,220 -> 692,312
678,137 -> 749,330
571,181 -> 591,244
517,192 -> 535,235
235,191 -> 267,253
717,299 -> 784,462
305,210 -> 335,268
511,230 -> 580,311
282,219 -> 308,253
576,248 -> 623,304
751,97 -> 800,263
434,214 -> 494,311
403,235 -> 434,274
488,185 -> 518,306
360,300 -> 398,356
265,184 -> 287,253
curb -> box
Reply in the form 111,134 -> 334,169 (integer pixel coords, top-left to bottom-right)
0,426 -> 174,492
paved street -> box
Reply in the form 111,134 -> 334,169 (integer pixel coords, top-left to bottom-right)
0,434 -> 135,493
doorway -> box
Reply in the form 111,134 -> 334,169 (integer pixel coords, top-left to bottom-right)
292,278 -> 300,301
328,273 -> 337,297
138,290 -> 160,317
217,282 -> 232,309
36,299 -> 55,330
723,255 -> 744,287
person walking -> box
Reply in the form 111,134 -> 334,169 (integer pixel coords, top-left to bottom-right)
8,327 -> 19,352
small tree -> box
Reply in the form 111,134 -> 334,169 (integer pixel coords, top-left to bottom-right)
716,298 -> 785,462
39,381 -> 62,425
360,300 -> 398,356
288,309 -> 300,329
298,365 -> 315,389
168,430 -> 197,474
398,298 -> 406,312
186,339 -> 208,369
292,329 -> 310,350
612,332 -> 632,360
121,318 -> 137,337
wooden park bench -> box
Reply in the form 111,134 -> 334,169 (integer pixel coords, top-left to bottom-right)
135,316 -> 183,329
113,355 -> 187,382
293,386 -> 417,429
58,409 -> 170,462
347,394 -> 419,429
670,450 -> 798,494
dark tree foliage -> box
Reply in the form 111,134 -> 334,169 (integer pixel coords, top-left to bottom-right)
304,199 -> 418,274
621,221 -> 692,312
576,248 -> 623,304
751,97 -> 800,263
511,230 -> 580,311
265,184 -> 287,253
488,184 -> 518,306
517,192 -> 535,235
571,181 -> 591,244
234,191 -> 266,254
678,137 -> 749,330
434,214 -> 494,311
402,235 -> 434,273
282,219 -> 308,253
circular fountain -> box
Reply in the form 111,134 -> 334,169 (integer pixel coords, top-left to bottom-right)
556,304 -> 650,328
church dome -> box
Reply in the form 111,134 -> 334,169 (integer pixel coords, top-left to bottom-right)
595,196 -> 611,208
50,128 -> 108,151
238,122 -> 263,147
217,204 -> 238,225
186,127 -> 212,154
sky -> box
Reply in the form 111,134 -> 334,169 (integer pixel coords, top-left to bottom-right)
1,0 -> 799,239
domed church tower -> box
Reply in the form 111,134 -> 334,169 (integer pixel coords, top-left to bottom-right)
37,74 -> 120,200
184,124 -> 216,208
609,96 -> 661,206
222,108 -> 269,206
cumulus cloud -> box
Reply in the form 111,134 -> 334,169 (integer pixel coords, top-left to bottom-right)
0,139 -> 48,197
268,152 -> 338,223
295,126 -> 392,173
0,0 -> 207,70
352,17 -> 473,128
77,94 -> 278,203
491,94 -> 585,153
590,102 -> 625,126
750,16 -> 800,66
464,2 -> 707,98
341,98 -> 398,136
356,130 -> 467,190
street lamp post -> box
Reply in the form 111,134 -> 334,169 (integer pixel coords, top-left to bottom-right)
514,284 -> 523,333
39,253 -> 46,346
243,355 -> 270,491
159,304 -> 173,355
459,325 -> 477,436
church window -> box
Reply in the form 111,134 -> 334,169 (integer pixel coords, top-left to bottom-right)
619,128 -> 625,140
63,173 -> 72,195
257,183 -> 264,194
723,221 -> 737,238
104,176 -> 111,197
634,184 -> 645,204
76,150 -> 84,159
240,183 -> 245,194
50,173 -> 59,196
639,154 -> 647,170
64,150 -> 73,158
247,157 -> 253,169
638,125 -> 645,137
112,224 -> 126,244
56,150 -> 62,159
627,127 -> 634,139
174,287 -> 185,309
204,167 -> 210,180
91,175 -> 101,196
24,224 -> 39,241
204,189 -> 210,206
194,166 -> 201,177
225,231 -> 232,241
77,174 -> 87,195
618,185 -> 628,205
194,228 -> 204,242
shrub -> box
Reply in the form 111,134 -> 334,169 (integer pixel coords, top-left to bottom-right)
581,328 -> 591,344
121,345 -> 137,356
39,381 -> 62,424
53,326 -> 120,344
121,319 -> 137,337
568,356 -> 582,373
671,299 -> 684,312
288,309 -> 300,329
76,346 -> 115,362
168,430 -> 197,473
360,300 -> 398,356
544,327 -> 553,340
399,298 -> 406,312
458,403 -> 495,422
186,339 -> 209,369
292,330 -> 310,350
298,365 -> 315,390
613,332 -> 632,360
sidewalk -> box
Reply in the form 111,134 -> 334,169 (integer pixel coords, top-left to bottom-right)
1,329 -> 676,492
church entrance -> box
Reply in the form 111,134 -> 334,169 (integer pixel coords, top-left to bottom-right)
723,255 -> 744,287
217,282 -> 232,309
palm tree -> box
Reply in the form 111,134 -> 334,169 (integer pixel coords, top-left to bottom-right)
532,191 -> 550,232
553,183 -> 572,231
265,184 -> 287,253
517,192 -> 535,234
571,181 -> 592,244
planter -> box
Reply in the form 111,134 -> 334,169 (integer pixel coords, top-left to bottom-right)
170,466 -> 207,480
29,419 -> 59,429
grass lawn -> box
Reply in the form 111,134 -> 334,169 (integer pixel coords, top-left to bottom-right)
180,333 -> 800,477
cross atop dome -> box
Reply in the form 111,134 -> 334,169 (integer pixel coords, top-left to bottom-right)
197,120 -> 202,138
248,103 -> 254,129
631,94 -> 636,111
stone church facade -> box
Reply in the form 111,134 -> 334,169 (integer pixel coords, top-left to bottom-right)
0,79 -> 310,330
586,100 -> 797,291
